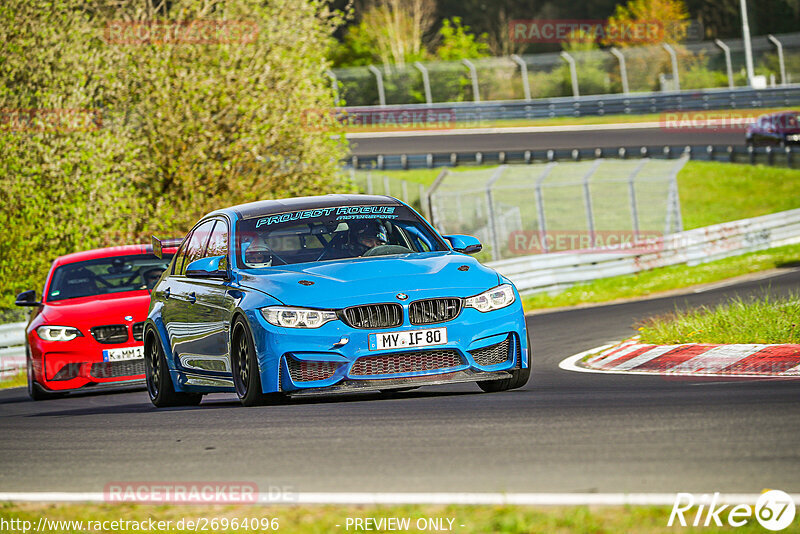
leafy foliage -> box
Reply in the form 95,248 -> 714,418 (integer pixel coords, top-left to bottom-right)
0,0 -> 348,308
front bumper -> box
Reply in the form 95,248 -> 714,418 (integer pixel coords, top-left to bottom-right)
28,336 -> 145,392
249,301 -> 529,394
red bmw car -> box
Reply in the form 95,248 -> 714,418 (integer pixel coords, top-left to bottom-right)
15,245 -> 174,400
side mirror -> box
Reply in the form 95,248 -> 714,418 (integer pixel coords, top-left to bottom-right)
185,256 -> 229,280
443,234 -> 482,254
15,290 -> 41,307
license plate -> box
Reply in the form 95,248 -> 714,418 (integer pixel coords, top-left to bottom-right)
103,346 -> 144,362
368,327 -> 447,351
789,134 -> 800,141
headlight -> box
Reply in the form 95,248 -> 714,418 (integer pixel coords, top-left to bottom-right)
464,284 -> 516,312
36,325 -> 83,341
261,306 -> 338,328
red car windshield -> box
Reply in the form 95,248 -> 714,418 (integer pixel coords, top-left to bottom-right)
47,254 -> 173,302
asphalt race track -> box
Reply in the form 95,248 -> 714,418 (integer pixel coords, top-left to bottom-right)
348,126 -> 744,156
2,269 -> 799,494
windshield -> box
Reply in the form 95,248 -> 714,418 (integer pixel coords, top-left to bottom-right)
235,205 -> 447,268
47,253 -> 174,302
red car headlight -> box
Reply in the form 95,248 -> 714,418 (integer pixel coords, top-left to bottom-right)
36,326 -> 83,342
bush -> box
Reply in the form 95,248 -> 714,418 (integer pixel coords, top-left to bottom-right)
0,0 -> 348,308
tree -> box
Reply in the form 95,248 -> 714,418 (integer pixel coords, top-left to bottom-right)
604,0 -> 690,47
435,17 -> 490,61
0,0 -> 348,307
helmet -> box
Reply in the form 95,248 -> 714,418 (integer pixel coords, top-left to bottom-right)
352,220 -> 388,248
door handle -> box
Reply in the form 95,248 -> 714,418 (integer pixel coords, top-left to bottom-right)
188,292 -> 196,304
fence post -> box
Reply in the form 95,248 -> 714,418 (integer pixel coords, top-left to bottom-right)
713,39 -> 734,89
366,172 -> 373,195
414,61 -> 433,105
664,155 -> 688,234
609,48 -> 629,94
485,165 -> 508,260
401,180 -> 409,204
582,159 -> 603,248
462,59 -> 481,102
510,54 -> 532,101
626,159 -> 649,241
383,175 -> 391,196
427,168 -> 450,228
534,162 -> 557,253
662,43 -> 680,91
325,69 -> 340,106
560,51 -> 580,98
367,65 -> 386,107
767,35 -> 787,86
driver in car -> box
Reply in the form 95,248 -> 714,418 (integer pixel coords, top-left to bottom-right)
349,220 -> 389,256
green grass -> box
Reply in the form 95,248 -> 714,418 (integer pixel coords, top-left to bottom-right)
522,242 -> 800,312
678,162 -> 800,230
0,502 -> 776,533
637,294 -> 800,345
0,371 -> 26,390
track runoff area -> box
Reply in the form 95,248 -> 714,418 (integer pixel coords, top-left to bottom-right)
3,269 -> 800,532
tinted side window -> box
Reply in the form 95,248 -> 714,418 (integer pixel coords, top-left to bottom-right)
170,235 -> 192,276
179,220 -> 215,275
205,220 -> 229,258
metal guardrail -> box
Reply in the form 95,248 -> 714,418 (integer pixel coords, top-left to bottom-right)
487,208 -> 800,294
341,85 -> 800,124
0,322 -> 26,380
347,144 -> 799,170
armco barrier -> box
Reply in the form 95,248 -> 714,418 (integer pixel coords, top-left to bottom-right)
347,144 -> 799,170
340,85 -> 800,124
0,322 -> 26,380
487,208 -> 800,294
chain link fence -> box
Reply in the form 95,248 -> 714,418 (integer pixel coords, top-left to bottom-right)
333,32 -> 800,106
426,158 -> 687,261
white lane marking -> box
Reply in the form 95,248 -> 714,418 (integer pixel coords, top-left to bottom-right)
668,344 -> 764,374
559,343 -> 798,378
1,492 -> 795,506
612,345 -> 683,371
343,121 -> 665,139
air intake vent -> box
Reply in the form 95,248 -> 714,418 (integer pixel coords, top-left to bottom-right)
132,322 -> 144,342
342,304 -> 403,329
90,360 -> 145,378
351,349 -> 462,377
409,298 -> 461,325
286,358 -> 340,382
91,325 -> 128,344
469,336 -> 512,366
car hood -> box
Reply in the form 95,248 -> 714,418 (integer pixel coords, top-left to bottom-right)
41,291 -> 152,329
237,252 -> 501,308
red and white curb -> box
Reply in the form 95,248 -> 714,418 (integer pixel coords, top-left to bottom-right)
560,338 -> 800,378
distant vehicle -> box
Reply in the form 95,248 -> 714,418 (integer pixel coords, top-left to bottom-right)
16,245 -> 175,400
144,194 -> 531,407
745,111 -> 800,147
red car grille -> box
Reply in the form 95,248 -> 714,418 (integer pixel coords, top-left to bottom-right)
469,336 -> 512,366
91,324 -> 128,344
351,350 -> 462,377
90,360 -> 145,379
287,358 -> 340,382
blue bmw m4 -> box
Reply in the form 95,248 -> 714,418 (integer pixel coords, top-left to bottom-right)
144,195 -> 530,407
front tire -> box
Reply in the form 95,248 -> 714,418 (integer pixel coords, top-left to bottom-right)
144,330 -> 202,408
477,333 -> 531,393
231,317 -> 282,407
